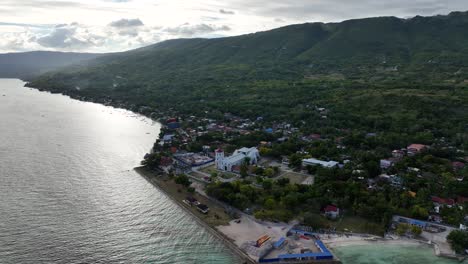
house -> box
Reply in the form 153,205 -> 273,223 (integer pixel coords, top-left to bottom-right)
324,205 -> 340,219
431,196 -> 455,208
379,174 -> 403,188
215,147 -> 260,172
302,158 -> 339,168
159,157 -> 173,172
196,203 -> 209,214
304,134 -> 321,141
162,134 -> 174,143
457,196 -> 468,205
392,149 -> 405,159
452,161 -> 465,171
170,146 -> 178,154
167,122 -> 180,130
407,144 -> 427,156
380,159 -> 394,169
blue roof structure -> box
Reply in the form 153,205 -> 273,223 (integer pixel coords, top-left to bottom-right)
273,237 -> 286,248
275,233 -> 333,261
278,251 -> 333,259
396,216 -> 428,228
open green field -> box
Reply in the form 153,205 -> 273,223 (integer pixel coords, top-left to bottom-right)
200,164 -> 217,175
330,216 -> 385,236
279,171 -> 310,184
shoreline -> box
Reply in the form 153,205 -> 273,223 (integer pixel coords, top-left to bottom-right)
134,166 -> 256,264
20,79 -> 466,263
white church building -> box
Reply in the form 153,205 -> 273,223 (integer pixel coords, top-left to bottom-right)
215,147 -> 260,172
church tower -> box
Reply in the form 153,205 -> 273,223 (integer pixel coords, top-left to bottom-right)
215,148 -> 224,169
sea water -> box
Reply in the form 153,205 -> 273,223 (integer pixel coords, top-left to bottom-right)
0,79 -> 240,264
333,244 -> 466,264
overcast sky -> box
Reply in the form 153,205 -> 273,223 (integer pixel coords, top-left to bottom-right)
0,0 -> 467,53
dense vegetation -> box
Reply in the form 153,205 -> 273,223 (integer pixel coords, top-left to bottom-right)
447,230 -> 468,254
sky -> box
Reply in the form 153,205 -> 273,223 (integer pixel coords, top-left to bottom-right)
0,0 -> 467,53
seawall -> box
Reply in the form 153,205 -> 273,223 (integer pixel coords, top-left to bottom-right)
134,166 -> 256,264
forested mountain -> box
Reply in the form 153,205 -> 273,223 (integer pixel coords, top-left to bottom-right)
0,51 -> 102,79
28,11 -> 468,93
25,12 -> 468,149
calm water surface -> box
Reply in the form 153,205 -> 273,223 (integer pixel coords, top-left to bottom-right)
0,79 -> 240,264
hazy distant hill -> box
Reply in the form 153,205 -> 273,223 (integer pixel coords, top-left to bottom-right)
0,51 -> 103,79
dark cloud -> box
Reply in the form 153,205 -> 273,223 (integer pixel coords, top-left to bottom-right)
164,23 -> 231,36
219,9 -> 235,15
109,18 -> 144,28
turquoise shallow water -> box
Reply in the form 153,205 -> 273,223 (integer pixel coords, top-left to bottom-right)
333,244 -> 466,264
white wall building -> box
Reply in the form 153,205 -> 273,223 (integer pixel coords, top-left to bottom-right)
215,147 -> 260,172
302,158 -> 338,168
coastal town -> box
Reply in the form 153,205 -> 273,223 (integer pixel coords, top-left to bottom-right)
139,110 -> 468,263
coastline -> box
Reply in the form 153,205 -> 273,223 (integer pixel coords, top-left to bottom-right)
20,79 -> 466,263
134,166 -> 256,264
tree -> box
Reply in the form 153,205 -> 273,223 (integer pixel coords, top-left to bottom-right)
289,154 -> 303,169
262,179 -> 273,190
303,213 -> 327,229
175,174 -> 191,187
447,230 -> 468,254
240,157 -> 250,178
264,198 -> 276,209
141,153 -> 161,168
264,168 -> 275,177
410,205 -> 429,220
410,225 -> 422,236
396,223 -> 409,236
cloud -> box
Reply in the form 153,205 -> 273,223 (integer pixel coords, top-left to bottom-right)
34,23 -> 110,50
226,0 -> 468,21
109,18 -> 144,28
164,23 -> 231,37
219,9 -> 235,15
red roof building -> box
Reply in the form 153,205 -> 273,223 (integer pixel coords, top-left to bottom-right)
452,161 -> 465,170
407,144 -> 427,156
457,196 -> 468,204
431,196 -> 455,207
324,205 -> 338,212
324,205 -> 340,219
160,157 -> 173,167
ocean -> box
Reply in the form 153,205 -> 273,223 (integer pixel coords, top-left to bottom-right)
0,79 -> 240,264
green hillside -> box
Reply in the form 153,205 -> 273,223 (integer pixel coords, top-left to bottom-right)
26,12 -> 468,149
